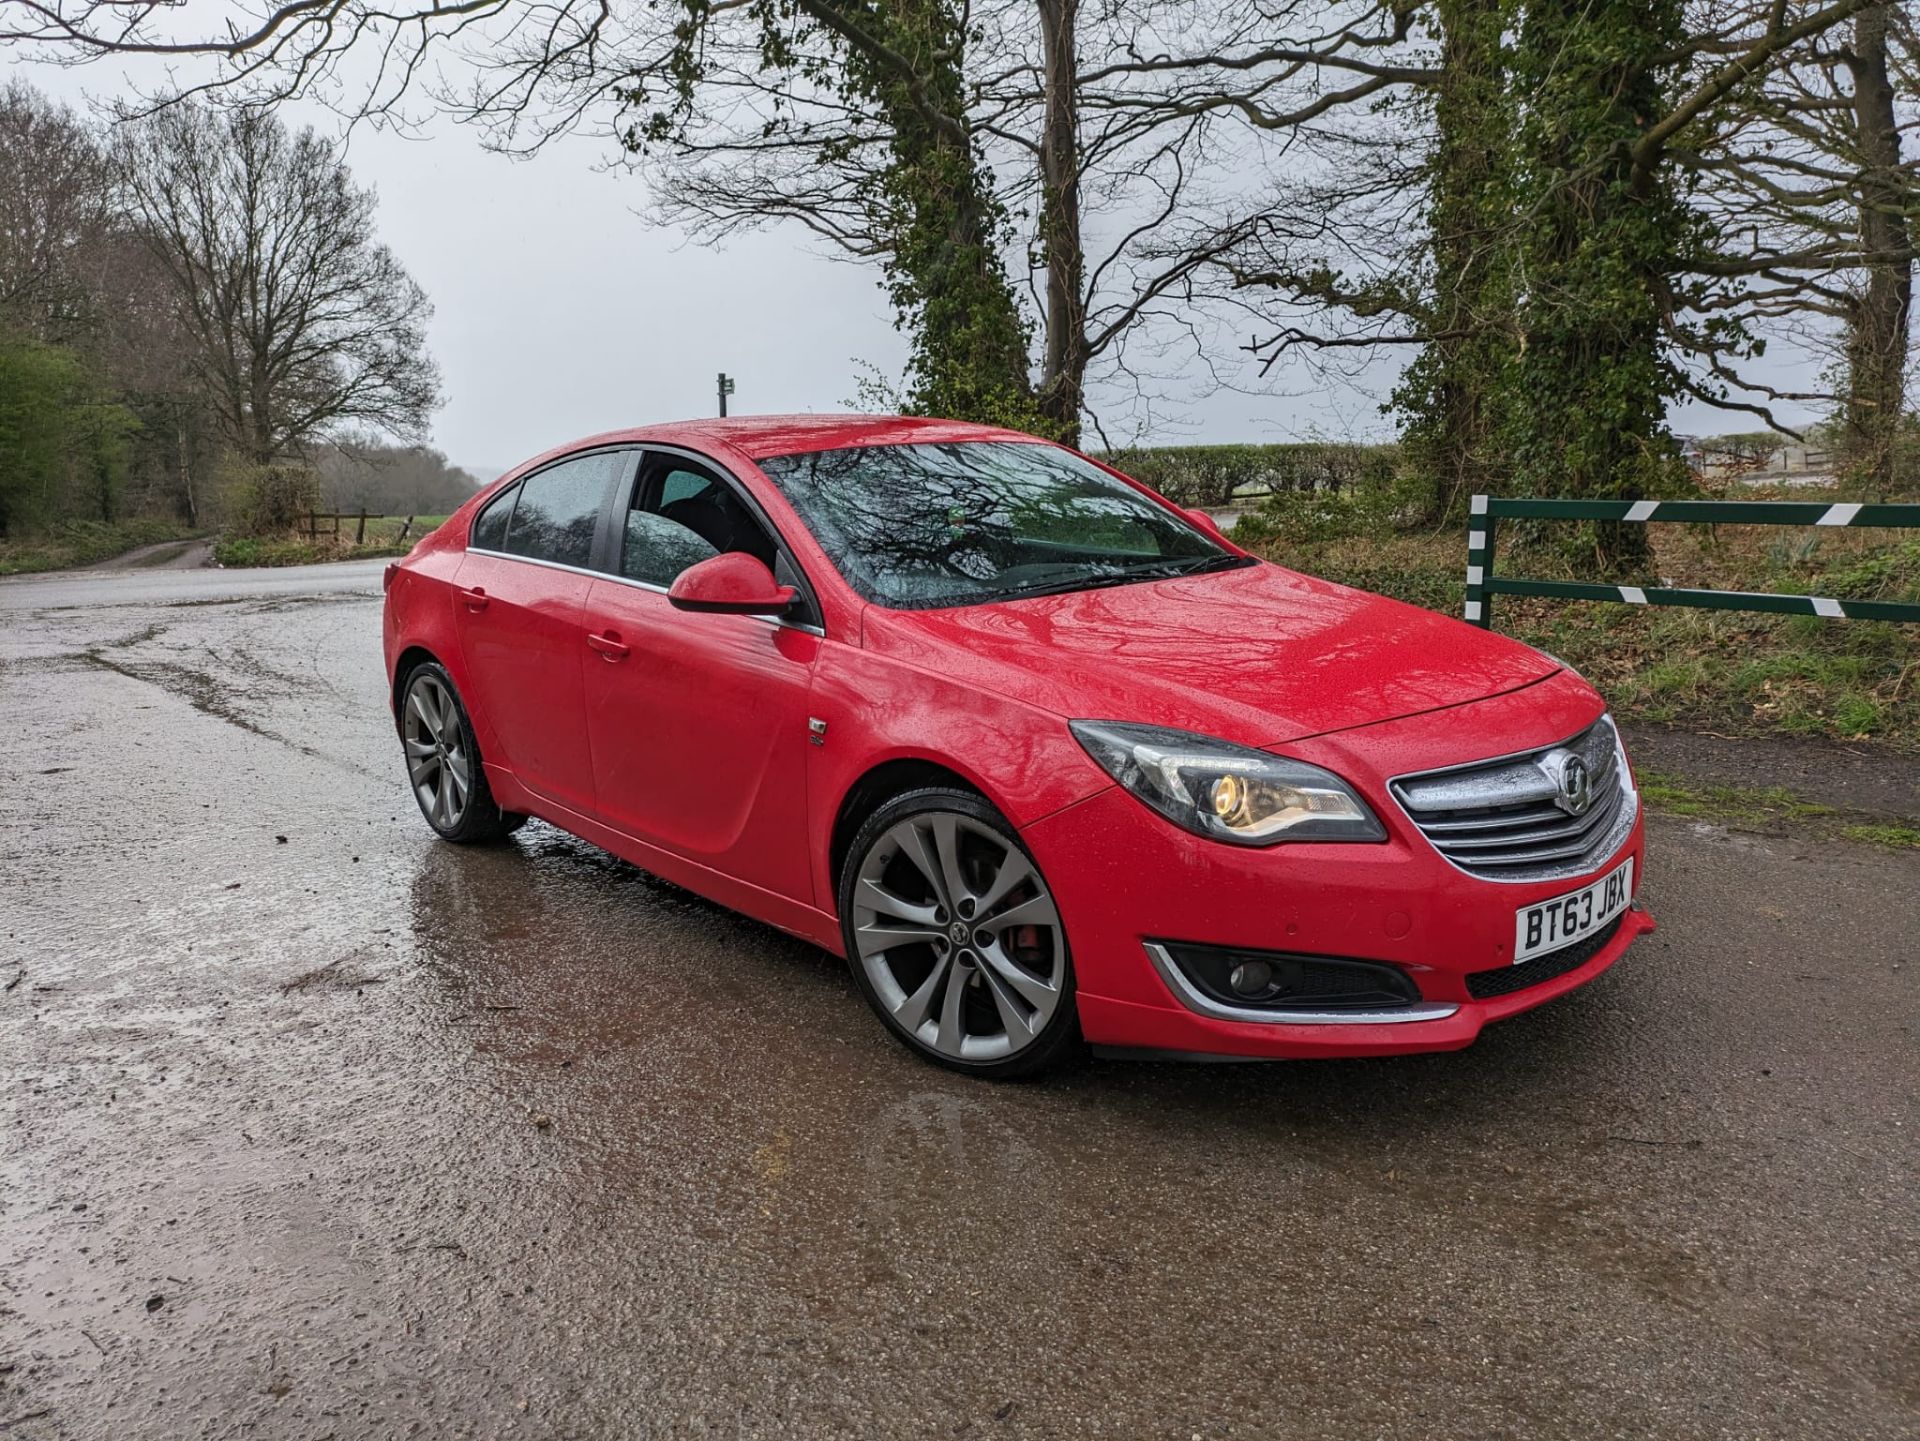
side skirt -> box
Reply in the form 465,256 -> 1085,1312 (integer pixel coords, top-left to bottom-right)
484,762 -> 844,952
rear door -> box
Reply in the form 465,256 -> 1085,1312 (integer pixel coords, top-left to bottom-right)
454,448 -> 633,815
578,449 -> 821,904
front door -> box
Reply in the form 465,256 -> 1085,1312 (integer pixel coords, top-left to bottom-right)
580,452 -> 820,904
453,448 -> 629,816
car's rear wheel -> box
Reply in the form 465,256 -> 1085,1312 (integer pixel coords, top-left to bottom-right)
399,662 -> 525,844
840,788 -> 1080,1078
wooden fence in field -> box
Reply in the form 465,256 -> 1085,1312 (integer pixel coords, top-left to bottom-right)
299,511 -> 420,544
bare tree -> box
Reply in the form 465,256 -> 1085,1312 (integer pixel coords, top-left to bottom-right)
0,81 -> 219,520
0,0 -> 1413,443
319,435 -> 482,514
0,79 -> 115,342
111,103 -> 441,464
9,0 -> 1902,477
1675,0 -> 1917,485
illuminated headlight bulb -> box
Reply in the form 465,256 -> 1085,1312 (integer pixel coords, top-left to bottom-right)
1211,774 -> 1251,825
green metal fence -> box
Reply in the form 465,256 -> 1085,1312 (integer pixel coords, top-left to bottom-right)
1463,495 -> 1920,630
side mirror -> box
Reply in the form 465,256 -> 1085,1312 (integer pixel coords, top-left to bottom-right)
1184,507 -> 1230,542
667,552 -> 797,616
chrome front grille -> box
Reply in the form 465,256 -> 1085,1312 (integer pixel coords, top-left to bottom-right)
1390,717 -> 1638,883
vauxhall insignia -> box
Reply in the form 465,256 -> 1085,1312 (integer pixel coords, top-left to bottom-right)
1554,754 -> 1594,816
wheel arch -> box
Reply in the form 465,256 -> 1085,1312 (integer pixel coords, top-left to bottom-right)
390,645 -> 443,732
828,757 -> 989,898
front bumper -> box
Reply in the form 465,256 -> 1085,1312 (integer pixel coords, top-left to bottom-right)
1021,774 -> 1652,1061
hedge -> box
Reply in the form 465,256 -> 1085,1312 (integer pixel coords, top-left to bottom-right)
1098,442 -> 1402,507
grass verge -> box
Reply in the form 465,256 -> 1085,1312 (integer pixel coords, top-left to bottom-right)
1637,768 -> 1917,849
212,517 -> 444,568
1636,770 -> 1835,824
1836,823 -> 1920,849
0,517 -> 203,576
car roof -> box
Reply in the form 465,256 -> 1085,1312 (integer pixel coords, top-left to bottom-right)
564,414 -> 1047,462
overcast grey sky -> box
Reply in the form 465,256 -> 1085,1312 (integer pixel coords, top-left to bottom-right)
9,50 -> 1832,475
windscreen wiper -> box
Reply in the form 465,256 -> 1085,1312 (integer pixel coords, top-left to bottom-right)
993,553 -> 1249,602
1172,553 -> 1255,576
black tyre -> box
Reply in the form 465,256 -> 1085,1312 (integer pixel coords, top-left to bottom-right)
839,787 -> 1081,1079
398,661 -> 526,844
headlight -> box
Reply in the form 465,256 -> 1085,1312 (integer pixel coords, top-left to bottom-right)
1069,721 -> 1387,846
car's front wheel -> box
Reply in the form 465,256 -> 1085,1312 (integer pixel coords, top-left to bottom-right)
840,788 -> 1081,1078
399,661 -> 525,844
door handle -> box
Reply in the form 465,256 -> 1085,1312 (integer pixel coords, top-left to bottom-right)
459,586 -> 489,612
586,630 -> 630,661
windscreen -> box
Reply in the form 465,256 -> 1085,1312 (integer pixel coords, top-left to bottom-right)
755,441 -> 1241,609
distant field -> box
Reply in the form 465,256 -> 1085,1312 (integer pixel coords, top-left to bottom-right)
367,513 -> 448,539
299,513 -> 448,542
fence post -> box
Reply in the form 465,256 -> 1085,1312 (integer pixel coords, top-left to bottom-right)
1460,497 -> 1920,624
1464,494 -> 1496,628
355,509 -> 368,544
397,516 -> 413,542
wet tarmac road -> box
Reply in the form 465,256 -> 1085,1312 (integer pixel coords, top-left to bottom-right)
2,562 -> 1916,1440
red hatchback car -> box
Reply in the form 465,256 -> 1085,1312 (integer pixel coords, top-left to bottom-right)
383,415 -> 1652,1076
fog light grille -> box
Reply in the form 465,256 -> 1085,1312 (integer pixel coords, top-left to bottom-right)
1152,941 -> 1421,1013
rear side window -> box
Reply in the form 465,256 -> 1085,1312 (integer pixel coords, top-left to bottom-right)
502,452 -> 623,569
470,485 -> 515,552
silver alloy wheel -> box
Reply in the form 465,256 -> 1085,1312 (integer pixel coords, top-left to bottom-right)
852,811 -> 1066,1062
403,671 -> 471,831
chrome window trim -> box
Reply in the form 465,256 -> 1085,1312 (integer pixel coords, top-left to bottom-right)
463,547 -> 827,638
1142,943 -> 1459,1026
1386,714 -> 1639,885
483,442 -> 641,571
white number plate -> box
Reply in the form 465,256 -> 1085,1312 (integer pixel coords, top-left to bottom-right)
1514,858 -> 1633,963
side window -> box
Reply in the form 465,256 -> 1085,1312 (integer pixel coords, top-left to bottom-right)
469,484 -> 516,552
502,452 -> 623,569
618,458 -> 778,587
660,470 -> 708,508
620,511 -> 718,587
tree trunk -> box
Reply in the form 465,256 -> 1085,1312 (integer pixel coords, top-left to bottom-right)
1396,0 -> 1510,523
806,0 -> 1036,426
1035,0 -> 1086,446
1505,0 -> 1693,573
249,353 -> 277,464
1842,2 -> 1913,494
177,410 -> 198,525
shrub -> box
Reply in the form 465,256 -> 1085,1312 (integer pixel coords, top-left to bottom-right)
1814,538 -> 1920,600
1102,442 -> 1401,507
1228,459 -> 1433,548
1233,486 -> 1396,546
220,459 -> 320,537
